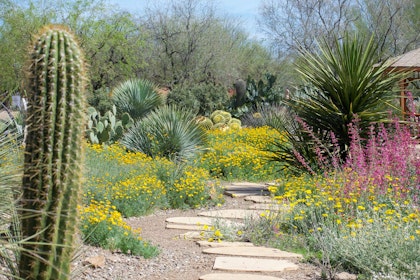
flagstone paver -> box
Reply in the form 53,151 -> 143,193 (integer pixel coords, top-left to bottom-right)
166,216 -> 243,227
196,241 -> 255,248
223,182 -> 268,189
213,256 -> 299,272
179,231 -> 202,240
197,209 -> 263,219
166,224 -> 208,231
248,204 -> 285,211
244,195 -> 273,203
202,246 -> 303,259
223,182 -> 270,197
199,273 -> 285,280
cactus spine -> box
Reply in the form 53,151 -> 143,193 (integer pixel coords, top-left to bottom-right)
20,25 -> 86,280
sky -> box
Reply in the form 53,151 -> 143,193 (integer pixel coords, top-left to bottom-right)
109,0 -> 262,38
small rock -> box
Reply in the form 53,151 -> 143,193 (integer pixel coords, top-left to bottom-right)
83,255 -> 106,268
335,272 -> 357,280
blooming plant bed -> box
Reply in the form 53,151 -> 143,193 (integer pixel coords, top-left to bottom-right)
81,126 -> 282,257
244,122 -> 420,279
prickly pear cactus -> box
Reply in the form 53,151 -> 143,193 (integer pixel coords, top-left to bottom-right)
20,25 -> 86,280
86,105 -> 133,145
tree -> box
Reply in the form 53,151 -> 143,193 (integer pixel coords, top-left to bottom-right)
258,0 -> 420,59
0,0 -> 53,97
353,0 -> 420,56
258,0 -> 357,57
140,0 -> 265,87
0,0 -> 146,97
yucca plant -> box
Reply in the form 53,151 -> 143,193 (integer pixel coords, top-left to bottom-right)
112,78 -> 163,121
290,34 -> 406,153
122,105 -> 207,162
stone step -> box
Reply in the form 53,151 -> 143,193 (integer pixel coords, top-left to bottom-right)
199,273 -> 285,280
244,195 -> 273,203
248,204 -> 286,211
223,182 -> 269,197
223,182 -> 269,189
197,240 -> 255,248
203,246 -> 303,259
213,256 -> 299,272
166,216 -> 243,227
197,209 -> 263,220
166,224 -> 208,231
179,231 -> 202,240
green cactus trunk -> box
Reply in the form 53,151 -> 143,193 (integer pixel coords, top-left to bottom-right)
19,25 -> 86,280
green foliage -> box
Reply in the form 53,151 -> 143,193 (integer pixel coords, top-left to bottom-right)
162,164 -> 213,209
122,105 -> 207,162
79,207 -> 159,258
86,105 -> 133,145
265,111 -> 322,175
231,73 -> 282,117
20,25 -> 86,280
112,79 -> 163,121
87,87 -> 114,115
291,34 -> 405,154
167,83 -> 230,116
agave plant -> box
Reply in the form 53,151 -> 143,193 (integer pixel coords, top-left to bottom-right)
291,34 -> 406,153
112,79 -> 163,121
122,105 -> 207,162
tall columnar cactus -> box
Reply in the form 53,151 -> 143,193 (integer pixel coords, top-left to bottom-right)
19,25 -> 86,280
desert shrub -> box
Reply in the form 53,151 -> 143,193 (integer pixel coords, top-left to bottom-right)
122,105 -> 207,162
198,126 -> 284,181
87,87 -> 114,115
79,200 -> 158,258
84,144 -> 216,215
167,83 -> 229,116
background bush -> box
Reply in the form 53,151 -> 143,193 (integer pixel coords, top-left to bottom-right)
167,83 -> 230,116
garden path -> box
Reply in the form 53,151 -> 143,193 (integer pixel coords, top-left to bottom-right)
77,182 -> 356,280
165,182 -> 304,280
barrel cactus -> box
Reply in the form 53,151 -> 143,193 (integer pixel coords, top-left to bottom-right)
210,110 -> 232,125
20,25 -> 86,280
228,118 -> 242,130
195,116 -> 213,130
200,110 -> 242,131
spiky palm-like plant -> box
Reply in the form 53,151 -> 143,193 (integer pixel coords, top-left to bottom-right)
112,79 -> 163,121
291,34 -> 405,152
122,105 -> 207,162
19,25 -> 86,280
